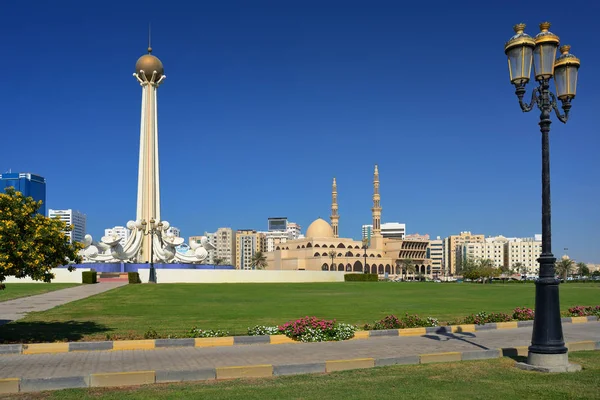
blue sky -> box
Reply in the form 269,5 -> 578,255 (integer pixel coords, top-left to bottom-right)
1,1 -> 598,262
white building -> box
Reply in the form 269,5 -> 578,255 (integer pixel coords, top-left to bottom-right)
462,236 -> 508,268
104,226 -> 130,247
190,227 -> 236,266
362,223 -> 406,241
506,235 -> 542,273
427,236 -> 443,276
286,222 -> 302,240
49,209 -> 86,244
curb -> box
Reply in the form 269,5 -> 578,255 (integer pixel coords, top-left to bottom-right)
2,317 -> 598,356
2,342 -> 598,393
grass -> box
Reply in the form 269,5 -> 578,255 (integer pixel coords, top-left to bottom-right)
6,352 -> 600,399
0,283 -> 78,302
0,282 -> 598,342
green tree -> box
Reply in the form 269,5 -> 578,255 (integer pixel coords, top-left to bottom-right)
250,251 -> 268,270
0,187 -> 81,284
402,258 -> 415,280
576,262 -> 589,277
555,258 -> 574,280
213,257 -> 224,266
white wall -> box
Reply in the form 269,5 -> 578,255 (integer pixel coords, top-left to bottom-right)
3,268 -> 91,283
137,269 -> 347,284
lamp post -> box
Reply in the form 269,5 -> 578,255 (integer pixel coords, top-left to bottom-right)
328,250 -> 336,272
504,22 -> 580,372
362,238 -> 369,274
141,218 -> 163,284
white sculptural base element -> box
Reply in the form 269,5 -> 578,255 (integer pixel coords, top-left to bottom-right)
515,352 -> 582,373
79,219 -> 214,264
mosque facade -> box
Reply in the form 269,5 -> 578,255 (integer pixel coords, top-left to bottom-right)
265,166 -> 433,277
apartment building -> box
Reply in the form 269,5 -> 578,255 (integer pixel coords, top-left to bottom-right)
236,229 -> 266,270
443,231 -> 485,275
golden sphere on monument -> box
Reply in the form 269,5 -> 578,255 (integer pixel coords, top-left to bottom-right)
135,51 -> 164,80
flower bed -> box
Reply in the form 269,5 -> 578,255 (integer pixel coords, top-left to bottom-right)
567,305 -> 600,317
278,316 -> 356,342
362,314 -> 439,330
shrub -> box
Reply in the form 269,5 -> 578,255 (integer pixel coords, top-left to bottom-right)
370,314 -> 439,330
278,316 -> 356,342
188,327 -> 229,338
82,271 -> 97,284
247,325 -> 281,336
512,307 -> 535,321
567,305 -> 600,317
128,272 -> 141,284
143,328 -> 159,339
463,311 -> 512,325
344,273 -> 378,282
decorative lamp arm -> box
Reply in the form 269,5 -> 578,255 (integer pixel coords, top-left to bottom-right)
549,92 -> 570,124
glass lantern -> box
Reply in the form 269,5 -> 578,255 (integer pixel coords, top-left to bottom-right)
554,45 -> 580,100
533,22 -> 560,80
504,23 -> 535,85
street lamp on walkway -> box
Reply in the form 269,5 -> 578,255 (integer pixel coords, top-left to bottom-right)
141,218 -> 163,284
504,22 -> 581,372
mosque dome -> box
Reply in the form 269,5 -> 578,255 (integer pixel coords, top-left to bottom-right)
135,49 -> 164,80
306,218 -> 334,238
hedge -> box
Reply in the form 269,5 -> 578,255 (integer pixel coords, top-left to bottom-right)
344,273 -> 379,282
82,271 -> 97,284
128,272 -> 141,284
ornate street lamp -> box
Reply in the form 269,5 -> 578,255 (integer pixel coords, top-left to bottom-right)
504,22 -> 581,372
141,218 -> 163,284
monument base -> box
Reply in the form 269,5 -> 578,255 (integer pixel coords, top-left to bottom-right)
515,352 -> 582,373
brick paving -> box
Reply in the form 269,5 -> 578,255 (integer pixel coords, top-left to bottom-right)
0,282 -> 127,325
0,322 -> 597,379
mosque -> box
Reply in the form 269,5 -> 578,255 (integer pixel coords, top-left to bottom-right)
265,165 -> 433,277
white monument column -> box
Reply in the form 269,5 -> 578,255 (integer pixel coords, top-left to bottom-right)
133,46 -> 166,263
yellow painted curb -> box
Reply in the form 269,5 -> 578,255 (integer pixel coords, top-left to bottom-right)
567,341 -> 596,351
351,331 -> 370,340
22,343 -> 69,355
0,378 -> 19,394
90,371 -> 155,387
195,337 -> 234,347
326,358 -> 375,372
216,364 -> 273,379
112,340 -> 155,351
399,327 -> 426,336
571,317 -> 588,324
420,352 -> 462,364
495,321 -> 518,330
451,324 -> 475,333
269,335 -> 297,345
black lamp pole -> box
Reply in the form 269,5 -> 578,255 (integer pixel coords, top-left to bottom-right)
505,22 -> 580,367
143,218 -> 161,284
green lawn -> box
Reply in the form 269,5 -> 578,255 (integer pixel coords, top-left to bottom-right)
0,283 -> 78,302
7,352 -> 600,399
0,282 -> 597,343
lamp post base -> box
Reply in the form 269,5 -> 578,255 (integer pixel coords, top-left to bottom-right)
515,352 -> 581,373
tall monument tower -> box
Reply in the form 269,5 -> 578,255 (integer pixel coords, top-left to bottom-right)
330,178 -> 339,238
133,41 -> 166,262
370,164 -> 384,250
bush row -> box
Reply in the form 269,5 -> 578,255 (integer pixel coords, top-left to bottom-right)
137,304 -> 598,341
81,271 -> 97,284
344,273 -> 379,282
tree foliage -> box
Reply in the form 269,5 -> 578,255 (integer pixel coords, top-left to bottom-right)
250,251 -> 268,270
461,258 -> 501,283
576,262 -> 589,277
0,187 -> 82,283
555,258 -> 574,280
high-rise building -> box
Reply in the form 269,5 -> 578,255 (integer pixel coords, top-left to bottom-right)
190,227 -> 236,265
236,229 -> 265,270
286,222 -> 302,240
506,235 -> 542,273
443,231 -> 485,275
0,172 -> 46,215
427,237 -> 444,276
362,223 -> 406,241
49,209 -> 87,244
104,226 -> 130,247
267,217 -> 287,232
461,236 -> 508,268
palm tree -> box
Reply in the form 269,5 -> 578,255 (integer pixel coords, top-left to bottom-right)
576,262 -> 589,277
214,257 -> 224,266
555,258 -> 574,280
328,250 -> 336,271
403,259 -> 415,281
250,251 -> 268,270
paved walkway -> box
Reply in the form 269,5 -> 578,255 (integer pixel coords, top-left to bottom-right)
0,322 -> 597,379
0,283 -> 127,325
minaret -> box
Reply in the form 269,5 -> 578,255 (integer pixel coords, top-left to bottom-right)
133,37 -> 166,262
330,178 -> 339,238
370,164 -> 383,249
